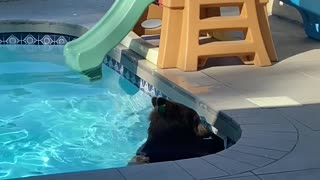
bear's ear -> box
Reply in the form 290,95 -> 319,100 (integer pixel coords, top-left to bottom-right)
151,97 -> 167,107
157,98 -> 167,116
156,97 -> 167,106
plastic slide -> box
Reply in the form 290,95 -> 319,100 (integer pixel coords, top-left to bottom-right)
64,0 -> 155,75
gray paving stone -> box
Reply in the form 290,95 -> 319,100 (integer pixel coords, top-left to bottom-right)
201,65 -> 255,84
254,121 -> 320,174
195,85 -> 246,103
259,169 -> 320,180
201,154 -> 256,174
282,59 -> 320,80
300,67 -> 320,81
240,130 -> 297,141
203,66 -> 306,96
229,144 -> 288,159
175,158 -> 228,179
240,123 -> 296,133
195,87 -> 258,111
203,62 -> 319,106
189,76 -> 223,87
235,111 -> 290,125
209,100 -> 259,112
21,169 -> 125,180
208,172 -> 256,180
210,175 -> 260,180
246,96 -> 301,108
278,104 -> 320,131
217,149 -> 275,167
158,70 -> 223,86
294,93 -> 320,104
221,108 -> 274,119
118,161 -> 194,180
155,69 -> 222,91
237,136 -> 296,152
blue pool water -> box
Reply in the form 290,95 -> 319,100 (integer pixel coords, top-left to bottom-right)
0,45 -> 152,179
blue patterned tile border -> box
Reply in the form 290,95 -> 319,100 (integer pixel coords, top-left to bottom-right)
104,56 -> 167,98
0,32 -> 76,45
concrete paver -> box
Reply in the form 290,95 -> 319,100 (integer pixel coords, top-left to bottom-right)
118,161 -> 194,180
217,149 -> 275,167
253,120 -> 320,174
210,175 -> 261,180
175,158 -> 229,179
240,130 -> 297,141
236,134 -> 296,152
201,154 -> 257,174
221,108 -> 276,119
235,113 -> 293,125
207,172 -> 256,180
258,169 -> 320,180
279,104 -> 320,131
228,144 -> 287,159
240,123 -> 296,132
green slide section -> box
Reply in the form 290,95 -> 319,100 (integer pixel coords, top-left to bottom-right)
64,0 -> 155,75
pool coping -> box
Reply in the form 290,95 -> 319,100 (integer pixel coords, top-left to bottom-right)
0,21 -> 299,180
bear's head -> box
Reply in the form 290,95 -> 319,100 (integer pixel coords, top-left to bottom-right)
148,97 -> 212,142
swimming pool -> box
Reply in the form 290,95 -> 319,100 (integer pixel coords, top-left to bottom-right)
0,45 -> 152,179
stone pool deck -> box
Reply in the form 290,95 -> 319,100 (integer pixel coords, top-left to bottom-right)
1,0 -> 320,179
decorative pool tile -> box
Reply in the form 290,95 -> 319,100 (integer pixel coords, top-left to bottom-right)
23,34 -> 37,45
104,56 -> 167,98
6,34 -> 20,44
40,35 -> 54,45
56,36 -> 68,45
0,33 -> 76,45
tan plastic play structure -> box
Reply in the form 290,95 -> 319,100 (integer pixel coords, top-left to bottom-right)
133,0 -> 277,71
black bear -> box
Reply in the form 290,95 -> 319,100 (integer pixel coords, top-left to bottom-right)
129,97 -> 225,164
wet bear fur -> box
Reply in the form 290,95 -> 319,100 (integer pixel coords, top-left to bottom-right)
129,97 -> 225,164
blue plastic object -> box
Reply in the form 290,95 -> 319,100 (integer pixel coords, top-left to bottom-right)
282,0 -> 320,40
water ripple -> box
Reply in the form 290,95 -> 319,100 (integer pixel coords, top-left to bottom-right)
0,129 -> 28,145
0,45 -> 151,179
